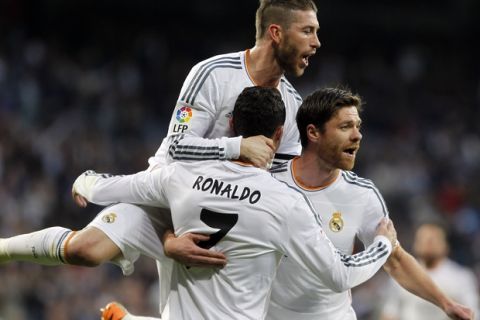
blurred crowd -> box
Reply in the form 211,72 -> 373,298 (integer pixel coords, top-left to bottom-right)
1,1 -> 479,319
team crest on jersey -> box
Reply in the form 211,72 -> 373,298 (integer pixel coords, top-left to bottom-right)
176,106 -> 193,123
102,213 -> 117,224
329,212 -> 344,232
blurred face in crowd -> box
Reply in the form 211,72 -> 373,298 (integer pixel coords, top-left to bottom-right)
274,9 -> 320,77
312,106 -> 362,171
413,224 -> 449,268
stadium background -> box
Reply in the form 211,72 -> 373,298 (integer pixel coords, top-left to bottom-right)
0,0 -> 479,318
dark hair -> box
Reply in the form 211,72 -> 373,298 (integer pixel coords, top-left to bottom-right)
255,0 -> 318,40
297,87 -> 363,148
233,86 -> 286,138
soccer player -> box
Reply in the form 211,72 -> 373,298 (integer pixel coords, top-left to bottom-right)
266,87 -> 475,320
73,86 -> 397,320
0,0 -> 320,277
381,222 -> 478,320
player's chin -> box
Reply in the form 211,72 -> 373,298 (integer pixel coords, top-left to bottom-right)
293,65 -> 307,77
339,158 -> 355,171
286,64 -> 306,77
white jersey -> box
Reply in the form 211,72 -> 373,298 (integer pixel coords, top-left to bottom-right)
148,50 -> 302,168
382,259 -> 479,320
80,50 -> 303,314
74,161 -> 393,320
267,158 -> 389,320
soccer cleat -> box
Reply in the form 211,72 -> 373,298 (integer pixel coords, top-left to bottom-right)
100,301 -> 129,320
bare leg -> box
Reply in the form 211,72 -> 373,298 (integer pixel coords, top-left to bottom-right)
64,226 -> 122,266
0,226 -> 122,267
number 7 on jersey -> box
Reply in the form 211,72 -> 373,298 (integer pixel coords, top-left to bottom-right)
198,208 -> 238,249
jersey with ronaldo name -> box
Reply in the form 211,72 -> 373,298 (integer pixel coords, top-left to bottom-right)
74,161 -> 392,320
148,50 -> 302,169
267,158 -> 389,320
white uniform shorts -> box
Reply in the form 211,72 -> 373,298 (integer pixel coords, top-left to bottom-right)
87,203 -> 173,276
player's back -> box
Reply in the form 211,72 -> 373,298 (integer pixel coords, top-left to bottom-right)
161,160 -> 302,320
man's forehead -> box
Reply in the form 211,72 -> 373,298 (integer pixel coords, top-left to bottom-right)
290,10 -> 319,27
333,106 -> 361,120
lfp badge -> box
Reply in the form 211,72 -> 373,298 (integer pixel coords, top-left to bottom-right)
176,107 -> 193,123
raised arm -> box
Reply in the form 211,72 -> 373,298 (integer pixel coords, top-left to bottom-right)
149,61 -> 275,168
383,247 -> 474,320
285,199 -> 395,293
163,134 -> 275,169
72,169 -> 170,208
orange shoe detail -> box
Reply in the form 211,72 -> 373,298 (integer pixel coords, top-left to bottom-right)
100,302 -> 128,320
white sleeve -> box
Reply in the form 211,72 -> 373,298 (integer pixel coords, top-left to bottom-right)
284,198 -> 392,293
165,134 -> 242,163
163,62 -> 241,163
72,169 -> 170,208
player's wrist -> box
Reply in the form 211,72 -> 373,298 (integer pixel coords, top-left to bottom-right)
225,136 -> 242,159
439,297 -> 454,313
162,229 -> 177,257
374,235 -> 393,253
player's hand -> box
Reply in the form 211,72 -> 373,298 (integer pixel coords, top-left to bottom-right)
240,135 -> 275,169
444,300 -> 474,320
72,188 -> 88,208
375,218 -> 397,248
163,230 -> 227,268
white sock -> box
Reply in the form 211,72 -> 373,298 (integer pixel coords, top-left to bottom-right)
0,227 -> 72,265
125,316 -> 161,320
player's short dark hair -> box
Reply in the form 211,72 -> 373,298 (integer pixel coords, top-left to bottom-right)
233,86 -> 286,138
255,0 -> 318,40
297,87 -> 363,148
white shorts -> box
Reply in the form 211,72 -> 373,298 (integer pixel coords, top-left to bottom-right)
88,203 -> 173,276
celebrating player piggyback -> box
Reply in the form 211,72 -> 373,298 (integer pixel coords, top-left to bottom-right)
74,87 -> 396,319
149,50 -> 303,168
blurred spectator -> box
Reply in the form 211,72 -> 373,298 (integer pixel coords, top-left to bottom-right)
380,222 -> 479,320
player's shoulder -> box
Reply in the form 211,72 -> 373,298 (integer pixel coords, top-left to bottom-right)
193,51 -> 243,70
340,170 -> 378,190
341,170 -> 389,215
181,51 -> 244,104
279,77 -> 303,104
262,169 -> 305,200
269,160 -> 290,174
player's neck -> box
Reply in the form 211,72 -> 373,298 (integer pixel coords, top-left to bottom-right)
421,257 -> 445,270
293,155 -> 339,189
247,45 -> 284,87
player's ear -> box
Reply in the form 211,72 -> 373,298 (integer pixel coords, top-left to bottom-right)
267,24 -> 282,44
272,125 -> 284,149
306,124 -> 321,143
229,117 -> 235,133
